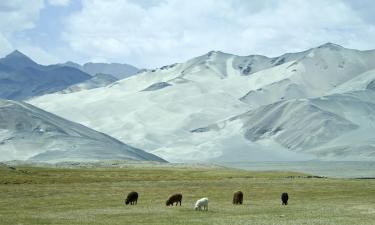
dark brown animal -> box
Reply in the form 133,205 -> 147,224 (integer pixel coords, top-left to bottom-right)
166,193 -> 182,206
281,192 -> 289,205
125,191 -> 138,205
233,191 -> 243,205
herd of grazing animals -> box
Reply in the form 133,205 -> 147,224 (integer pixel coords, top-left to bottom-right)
124,191 -> 289,210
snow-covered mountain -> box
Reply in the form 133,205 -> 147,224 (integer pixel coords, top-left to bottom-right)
60,61 -> 139,79
194,90 -> 375,160
239,43 -> 375,108
0,51 -> 91,100
0,99 -> 166,163
29,43 -> 375,162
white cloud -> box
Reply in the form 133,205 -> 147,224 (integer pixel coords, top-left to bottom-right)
0,0 -> 44,33
0,0 -> 44,57
0,0 -> 374,67
0,1 -> 62,65
62,0 -> 375,68
47,0 -> 71,7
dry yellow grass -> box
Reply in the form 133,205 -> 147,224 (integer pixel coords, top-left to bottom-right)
0,164 -> 375,225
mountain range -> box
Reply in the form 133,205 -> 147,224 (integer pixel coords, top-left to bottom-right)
28,43 -> 375,162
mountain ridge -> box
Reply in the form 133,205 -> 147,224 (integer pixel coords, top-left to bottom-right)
0,99 -> 166,163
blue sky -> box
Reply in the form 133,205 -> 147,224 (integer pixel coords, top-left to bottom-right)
0,0 -> 374,68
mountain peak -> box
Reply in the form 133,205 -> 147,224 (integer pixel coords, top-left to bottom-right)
1,50 -> 38,69
206,50 -> 230,56
6,50 -> 28,58
317,42 -> 343,50
62,61 -> 82,69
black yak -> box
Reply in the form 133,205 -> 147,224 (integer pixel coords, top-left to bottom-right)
166,193 -> 182,206
233,191 -> 243,205
281,192 -> 289,205
125,191 -> 138,205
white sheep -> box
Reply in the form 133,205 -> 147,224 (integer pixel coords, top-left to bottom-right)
194,197 -> 208,211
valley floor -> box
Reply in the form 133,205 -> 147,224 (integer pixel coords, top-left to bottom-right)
1,163 -> 375,225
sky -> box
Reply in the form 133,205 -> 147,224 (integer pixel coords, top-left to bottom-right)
0,0 -> 374,68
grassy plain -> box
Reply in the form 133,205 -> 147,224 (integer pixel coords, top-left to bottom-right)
0,163 -> 374,225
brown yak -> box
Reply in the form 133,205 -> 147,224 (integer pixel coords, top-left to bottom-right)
166,193 -> 182,206
233,191 -> 243,205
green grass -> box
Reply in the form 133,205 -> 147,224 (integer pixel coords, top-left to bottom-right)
0,164 -> 375,225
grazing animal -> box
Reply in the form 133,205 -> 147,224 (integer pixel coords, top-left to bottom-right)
281,192 -> 289,205
166,193 -> 182,206
233,191 -> 243,205
125,191 -> 138,205
194,197 -> 209,211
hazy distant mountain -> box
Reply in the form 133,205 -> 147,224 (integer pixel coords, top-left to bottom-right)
83,62 -> 139,79
29,43 -> 375,162
0,99 -> 166,163
0,51 -> 91,100
60,73 -> 119,94
60,61 -> 139,80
